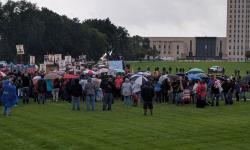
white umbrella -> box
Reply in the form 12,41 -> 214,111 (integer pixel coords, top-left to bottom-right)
159,74 -> 169,84
32,76 -> 41,84
98,68 -> 109,74
130,75 -> 148,85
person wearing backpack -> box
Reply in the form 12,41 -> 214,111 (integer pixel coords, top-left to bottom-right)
196,80 -> 207,108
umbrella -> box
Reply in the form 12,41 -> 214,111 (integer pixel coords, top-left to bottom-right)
130,74 -> 148,85
195,73 -> 208,79
32,76 -> 41,84
241,75 -> 250,83
45,73 -> 62,79
186,68 -> 205,74
176,73 -> 185,76
63,74 -> 79,79
98,68 -> 109,74
49,71 -> 65,76
187,74 -> 201,81
83,70 -> 96,75
136,72 -> 151,77
159,75 -> 169,84
113,69 -> 125,73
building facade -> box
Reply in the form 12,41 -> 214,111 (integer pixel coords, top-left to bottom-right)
148,37 -> 227,60
227,0 -> 250,62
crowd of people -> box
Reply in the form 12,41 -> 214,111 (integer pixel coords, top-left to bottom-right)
0,68 -> 249,116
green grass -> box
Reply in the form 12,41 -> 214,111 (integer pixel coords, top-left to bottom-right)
1,101 -> 250,150
127,61 -> 250,75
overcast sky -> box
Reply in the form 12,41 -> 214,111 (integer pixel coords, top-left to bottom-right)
2,0 -> 227,37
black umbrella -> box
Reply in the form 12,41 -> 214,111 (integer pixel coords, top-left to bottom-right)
241,75 -> 250,83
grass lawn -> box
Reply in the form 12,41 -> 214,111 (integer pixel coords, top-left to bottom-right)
0,100 -> 250,150
127,61 -> 250,75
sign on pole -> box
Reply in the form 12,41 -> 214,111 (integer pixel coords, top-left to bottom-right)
16,44 -> 25,55
30,56 -> 35,65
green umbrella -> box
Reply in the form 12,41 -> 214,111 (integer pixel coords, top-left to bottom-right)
187,68 -> 205,74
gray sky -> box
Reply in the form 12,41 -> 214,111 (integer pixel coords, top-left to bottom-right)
2,0 -> 227,37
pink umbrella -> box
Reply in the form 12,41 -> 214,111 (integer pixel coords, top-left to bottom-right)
63,74 -> 79,79
0,71 -> 6,77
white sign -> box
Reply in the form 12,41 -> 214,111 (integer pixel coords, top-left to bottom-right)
30,56 -> 35,65
44,55 -> 49,63
16,45 -> 24,55
58,60 -> 65,67
54,54 -> 62,63
48,54 -> 55,63
79,55 -> 86,62
39,64 -> 46,72
65,56 -> 72,65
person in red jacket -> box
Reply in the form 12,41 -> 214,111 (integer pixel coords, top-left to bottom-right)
196,80 -> 207,108
114,75 -> 123,99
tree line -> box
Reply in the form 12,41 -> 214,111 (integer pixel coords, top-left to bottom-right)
0,0 -> 154,63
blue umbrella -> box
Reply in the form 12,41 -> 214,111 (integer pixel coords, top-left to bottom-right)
187,74 -> 201,81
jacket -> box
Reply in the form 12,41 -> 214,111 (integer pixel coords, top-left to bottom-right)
121,81 -> 132,96
84,82 -> 96,96
70,83 -> 82,97
141,84 -> 154,102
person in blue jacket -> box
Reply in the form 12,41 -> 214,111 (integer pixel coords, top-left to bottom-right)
1,78 -> 18,116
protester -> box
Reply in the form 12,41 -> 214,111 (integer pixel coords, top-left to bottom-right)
141,81 -> 154,116
22,73 -> 30,104
121,78 -> 132,107
1,78 -> 18,116
37,76 -> 47,104
114,75 -> 123,98
161,79 -> 171,104
46,79 -> 53,101
154,81 -> 162,103
196,80 -> 207,108
211,80 -> 221,106
16,73 -> 23,98
70,79 -> 82,111
132,81 -> 141,106
101,77 -> 114,111
84,78 -> 96,111
52,79 -> 60,102
235,80 -> 241,102
79,76 -> 88,102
